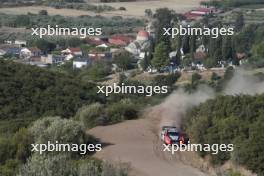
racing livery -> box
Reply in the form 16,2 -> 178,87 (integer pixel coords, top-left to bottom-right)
160,126 -> 189,145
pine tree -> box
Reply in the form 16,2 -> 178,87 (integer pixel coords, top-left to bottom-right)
151,42 -> 169,71
140,51 -> 150,71
222,36 -> 232,61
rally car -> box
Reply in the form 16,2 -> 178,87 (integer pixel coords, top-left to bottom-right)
160,126 -> 189,145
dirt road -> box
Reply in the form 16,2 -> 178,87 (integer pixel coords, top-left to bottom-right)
88,107 -> 208,176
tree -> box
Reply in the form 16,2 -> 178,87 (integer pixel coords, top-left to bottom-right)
35,39 -> 56,53
235,12 -> 244,32
222,36 -> 233,60
140,52 -> 150,71
144,9 -> 153,18
14,15 -> 30,27
151,42 -> 169,71
113,52 -> 133,71
182,35 -> 190,54
252,41 -> 264,57
191,73 -> 202,85
153,8 -> 175,48
29,117 -> 87,145
84,60 -> 112,80
39,10 -> 48,16
190,35 -> 197,56
66,38 -> 82,47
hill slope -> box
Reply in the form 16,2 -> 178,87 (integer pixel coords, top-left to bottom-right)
0,60 -> 100,120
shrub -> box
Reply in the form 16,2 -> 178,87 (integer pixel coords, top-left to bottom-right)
152,72 -> 181,87
119,7 -> 126,11
75,103 -> 105,128
29,117 -> 86,144
38,10 -> 48,16
19,154 -> 75,176
106,99 -> 138,123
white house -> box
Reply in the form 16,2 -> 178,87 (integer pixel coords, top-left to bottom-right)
96,43 -> 108,48
0,49 -> 6,57
73,57 -> 90,69
14,40 -> 27,47
61,47 -> 82,55
20,47 -> 41,59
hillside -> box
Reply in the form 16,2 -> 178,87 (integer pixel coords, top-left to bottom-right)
183,94 -> 264,175
0,60 -> 101,120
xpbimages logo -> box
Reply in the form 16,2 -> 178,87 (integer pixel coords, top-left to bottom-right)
31,25 -> 102,38
97,83 -> 168,96
31,141 -> 102,155
163,143 -> 234,155
163,25 -> 234,39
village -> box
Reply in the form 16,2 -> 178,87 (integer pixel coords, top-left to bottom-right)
0,5 -> 245,75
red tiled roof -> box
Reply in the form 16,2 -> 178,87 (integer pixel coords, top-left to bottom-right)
137,30 -> 149,38
183,12 -> 201,20
193,8 -> 215,13
86,38 -> 107,45
68,47 -> 81,52
110,35 -> 133,43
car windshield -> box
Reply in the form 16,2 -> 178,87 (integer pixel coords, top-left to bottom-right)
168,132 -> 178,136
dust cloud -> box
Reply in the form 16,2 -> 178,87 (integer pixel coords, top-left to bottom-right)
159,69 -> 264,128
224,69 -> 264,95
159,85 -> 215,128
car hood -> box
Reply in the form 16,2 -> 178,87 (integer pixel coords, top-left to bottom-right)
169,135 -> 179,141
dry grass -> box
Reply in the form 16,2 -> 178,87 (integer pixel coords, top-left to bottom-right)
91,0 -> 202,17
0,0 -> 202,18
0,6 -> 105,17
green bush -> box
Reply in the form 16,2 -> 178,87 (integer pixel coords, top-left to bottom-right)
29,117 -> 86,144
106,99 -> 138,123
152,72 -> 181,87
19,154 -> 75,176
75,103 -> 105,128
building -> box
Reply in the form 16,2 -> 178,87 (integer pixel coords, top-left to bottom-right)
14,40 -> 27,47
61,47 -> 82,55
190,7 -> 216,16
109,35 -> 133,46
184,7 -> 216,21
0,44 -> 21,57
61,47 -> 83,60
88,50 -> 112,61
41,54 -> 65,64
85,37 -> 108,46
20,47 -> 42,59
136,30 -> 149,41
125,30 -> 151,58
73,56 -> 90,69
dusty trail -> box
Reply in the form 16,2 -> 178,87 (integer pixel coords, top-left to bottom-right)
88,106 -> 208,176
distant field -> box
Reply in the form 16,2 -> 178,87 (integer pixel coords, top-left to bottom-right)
222,9 -> 264,24
0,0 -> 202,18
91,0 -> 202,17
0,6 -> 115,17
